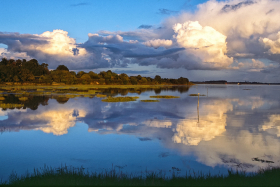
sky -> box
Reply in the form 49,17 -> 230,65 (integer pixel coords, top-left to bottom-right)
1,0 -> 280,82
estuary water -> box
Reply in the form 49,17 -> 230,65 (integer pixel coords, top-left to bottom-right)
1,85 -> 280,180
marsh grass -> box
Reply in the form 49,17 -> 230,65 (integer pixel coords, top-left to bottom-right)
150,95 -> 180,99
2,165 -> 280,186
96,94 -> 107,98
140,100 -> 159,102
1,85 -> 169,91
0,97 -> 5,100
189,94 -> 206,96
0,103 -> 24,109
18,97 -> 28,101
102,96 -> 139,102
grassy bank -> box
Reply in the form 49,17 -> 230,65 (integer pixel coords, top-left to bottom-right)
1,165 -> 280,186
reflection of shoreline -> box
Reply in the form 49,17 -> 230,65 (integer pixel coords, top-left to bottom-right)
1,92 -> 280,171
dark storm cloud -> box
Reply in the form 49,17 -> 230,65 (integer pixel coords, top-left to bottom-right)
158,8 -> 179,15
221,0 -> 255,12
123,47 -> 185,58
0,32 -> 48,47
138,25 -> 153,29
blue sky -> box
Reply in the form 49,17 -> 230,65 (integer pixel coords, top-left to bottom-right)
1,0 -> 280,82
1,0 -> 205,42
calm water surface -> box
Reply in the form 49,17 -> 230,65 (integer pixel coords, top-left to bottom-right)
1,85 -> 280,180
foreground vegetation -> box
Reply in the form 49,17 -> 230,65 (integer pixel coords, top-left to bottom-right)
1,165 -> 280,186
0,58 -> 192,86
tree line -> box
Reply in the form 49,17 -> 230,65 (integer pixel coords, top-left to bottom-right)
0,58 -> 190,85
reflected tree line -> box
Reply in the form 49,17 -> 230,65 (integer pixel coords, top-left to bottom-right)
0,87 -> 189,110
0,58 -> 190,85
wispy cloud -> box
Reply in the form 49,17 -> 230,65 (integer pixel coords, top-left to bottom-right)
157,8 -> 178,15
70,2 -> 90,7
221,0 -> 254,13
138,25 -> 153,29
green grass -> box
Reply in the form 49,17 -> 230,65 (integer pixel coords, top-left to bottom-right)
2,165 -> 280,186
189,94 -> 206,96
102,96 -> 139,102
150,95 -> 180,99
140,100 -> 159,102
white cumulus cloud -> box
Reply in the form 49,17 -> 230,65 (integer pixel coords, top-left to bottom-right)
173,21 -> 233,69
143,39 -> 173,48
262,32 -> 280,54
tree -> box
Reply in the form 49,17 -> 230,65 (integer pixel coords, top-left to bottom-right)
131,77 -> 137,85
88,71 -> 99,79
13,75 -> 20,82
140,77 -> 147,84
80,74 -> 92,84
56,65 -> 69,71
177,77 -> 189,84
154,75 -> 162,84
77,71 -> 85,78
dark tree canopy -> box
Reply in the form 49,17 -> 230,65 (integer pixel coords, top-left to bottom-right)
56,65 -> 69,71
0,58 -> 191,85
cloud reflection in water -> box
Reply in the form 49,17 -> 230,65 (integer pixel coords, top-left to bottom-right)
1,87 -> 280,171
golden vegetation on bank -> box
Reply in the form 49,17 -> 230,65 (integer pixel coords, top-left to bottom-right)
150,95 -> 180,99
0,103 -> 24,109
189,94 -> 206,96
96,94 -> 107,98
140,100 -> 159,102
18,97 -> 28,101
102,96 -> 139,102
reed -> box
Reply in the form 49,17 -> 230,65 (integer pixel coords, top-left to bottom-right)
2,165 -> 280,186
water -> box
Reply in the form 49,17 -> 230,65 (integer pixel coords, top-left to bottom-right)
1,85 -> 280,180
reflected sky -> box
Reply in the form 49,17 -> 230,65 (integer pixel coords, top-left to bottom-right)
1,85 -> 280,180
